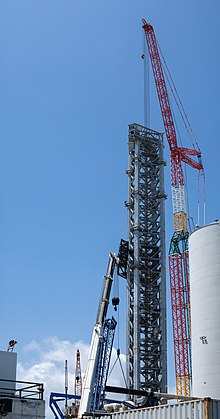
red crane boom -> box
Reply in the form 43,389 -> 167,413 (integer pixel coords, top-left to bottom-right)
142,19 -> 203,396
142,19 -> 202,231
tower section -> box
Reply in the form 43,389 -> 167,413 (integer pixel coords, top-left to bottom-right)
126,123 -> 167,395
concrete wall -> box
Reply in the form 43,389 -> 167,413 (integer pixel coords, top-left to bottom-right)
4,398 -> 45,418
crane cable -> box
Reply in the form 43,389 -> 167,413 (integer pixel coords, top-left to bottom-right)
203,171 -> 206,225
157,41 -> 206,227
142,31 -> 150,127
157,41 -> 200,152
108,274 -> 128,388
198,169 -> 206,226
168,94 -> 193,230
168,82 -> 206,228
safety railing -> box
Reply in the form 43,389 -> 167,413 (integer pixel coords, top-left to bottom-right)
0,378 -> 44,400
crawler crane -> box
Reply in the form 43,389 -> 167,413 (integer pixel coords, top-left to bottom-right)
142,19 -> 203,396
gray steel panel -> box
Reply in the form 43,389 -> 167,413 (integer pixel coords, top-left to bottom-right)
89,399 -> 220,419
0,351 -> 17,396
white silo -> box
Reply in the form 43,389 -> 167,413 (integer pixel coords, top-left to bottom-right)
189,220 -> 220,399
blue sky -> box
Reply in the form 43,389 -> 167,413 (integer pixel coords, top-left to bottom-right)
0,0 -> 220,415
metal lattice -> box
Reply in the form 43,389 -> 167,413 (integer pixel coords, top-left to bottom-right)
90,317 -> 117,412
169,231 -> 191,395
126,123 -> 167,396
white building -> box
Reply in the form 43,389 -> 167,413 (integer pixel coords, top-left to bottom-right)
0,349 -> 45,418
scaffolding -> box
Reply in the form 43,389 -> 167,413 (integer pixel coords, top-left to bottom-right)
126,123 -> 167,396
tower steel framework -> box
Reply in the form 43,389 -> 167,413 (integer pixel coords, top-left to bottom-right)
126,123 -> 167,395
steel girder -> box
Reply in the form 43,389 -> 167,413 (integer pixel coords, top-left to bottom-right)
126,123 -> 167,396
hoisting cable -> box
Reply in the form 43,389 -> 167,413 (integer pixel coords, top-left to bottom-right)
161,55 -> 204,215
169,98 -> 193,231
198,170 -> 201,226
159,46 -> 205,231
112,270 -> 119,312
158,41 -> 200,152
142,30 -> 150,127
203,171 -> 206,226
108,274 -> 128,388
197,169 -> 206,227
108,321 -> 127,387
167,64 -> 206,229
185,167 -> 193,233
161,57 -> 196,150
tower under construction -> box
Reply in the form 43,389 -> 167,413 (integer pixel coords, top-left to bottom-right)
126,123 -> 167,395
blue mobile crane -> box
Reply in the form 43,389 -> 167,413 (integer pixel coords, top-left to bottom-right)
50,240 -> 128,419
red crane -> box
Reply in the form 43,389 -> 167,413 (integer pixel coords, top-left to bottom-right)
142,19 -> 203,395
74,349 -> 82,417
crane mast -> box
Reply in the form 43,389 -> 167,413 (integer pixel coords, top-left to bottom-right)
142,19 -> 203,396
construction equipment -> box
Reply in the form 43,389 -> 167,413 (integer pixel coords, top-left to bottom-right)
78,240 -> 128,416
142,19 -> 203,396
74,350 -> 82,417
49,241 -> 128,418
49,392 -> 79,419
78,253 -> 117,416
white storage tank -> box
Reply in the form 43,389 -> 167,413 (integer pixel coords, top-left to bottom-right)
189,220 -> 220,399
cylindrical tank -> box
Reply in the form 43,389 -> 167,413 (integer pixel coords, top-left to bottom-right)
189,220 -> 220,399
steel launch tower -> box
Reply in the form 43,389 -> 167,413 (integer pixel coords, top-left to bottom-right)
126,123 -> 167,395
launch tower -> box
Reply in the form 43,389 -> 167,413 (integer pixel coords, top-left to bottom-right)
126,123 -> 167,395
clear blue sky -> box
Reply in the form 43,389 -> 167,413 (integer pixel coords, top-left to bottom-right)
0,0 -> 220,401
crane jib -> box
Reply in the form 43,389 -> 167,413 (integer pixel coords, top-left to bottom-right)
142,18 -> 203,396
